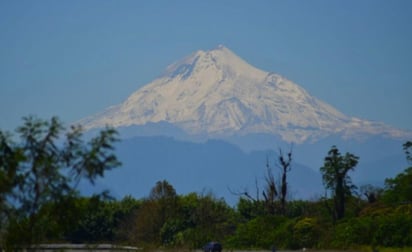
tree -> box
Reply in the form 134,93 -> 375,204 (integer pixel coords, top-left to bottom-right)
278,148 -> 292,215
404,141 -> 412,164
383,167 -> 412,204
129,180 -> 178,246
111,196 -> 142,242
360,184 -> 383,204
233,148 -> 292,216
320,146 -> 359,221
0,116 -> 121,246
178,192 -> 235,248
382,141 -> 412,204
62,196 -> 114,243
149,180 -> 178,245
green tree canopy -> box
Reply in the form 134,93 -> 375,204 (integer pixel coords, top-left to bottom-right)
0,116 -> 121,246
320,146 -> 359,221
382,141 -> 412,204
383,167 -> 412,204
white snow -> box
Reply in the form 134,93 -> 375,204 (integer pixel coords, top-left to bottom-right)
78,45 -> 411,143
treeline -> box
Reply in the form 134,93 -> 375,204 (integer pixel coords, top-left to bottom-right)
1,117 -> 411,250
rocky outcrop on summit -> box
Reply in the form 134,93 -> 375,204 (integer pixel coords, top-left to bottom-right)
79,46 -> 409,143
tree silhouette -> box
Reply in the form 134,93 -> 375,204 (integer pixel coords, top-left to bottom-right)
278,148 -> 292,215
320,146 -> 358,221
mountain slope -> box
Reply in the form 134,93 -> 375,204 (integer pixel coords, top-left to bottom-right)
80,45 -> 410,143
77,46 -> 411,204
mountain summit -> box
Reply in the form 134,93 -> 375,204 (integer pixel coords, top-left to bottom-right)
80,46 -> 408,143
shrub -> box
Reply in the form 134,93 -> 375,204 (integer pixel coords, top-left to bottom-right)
293,217 -> 320,249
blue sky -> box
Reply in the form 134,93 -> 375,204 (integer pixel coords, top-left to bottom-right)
1,0 -> 411,132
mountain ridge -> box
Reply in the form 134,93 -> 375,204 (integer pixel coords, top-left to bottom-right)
76,46 -> 410,203
79,45 -> 411,143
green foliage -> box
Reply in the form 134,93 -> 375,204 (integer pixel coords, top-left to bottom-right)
124,183 -> 236,249
285,200 -> 328,219
2,122 -> 412,251
226,215 -> 288,249
173,192 -> 235,249
0,116 -> 121,246
327,204 -> 412,249
332,217 -> 374,248
382,167 -> 412,204
30,195 -> 143,244
271,218 -> 295,249
320,145 -> 359,221
66,196 -> 116,242
236,197 -> 265,221
293,217 -> 320,249
373,212 -> 412,247
127,180 -> 179,246
111,195 -> 142,242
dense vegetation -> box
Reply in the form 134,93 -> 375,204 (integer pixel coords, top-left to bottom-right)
1,117 -> 411,251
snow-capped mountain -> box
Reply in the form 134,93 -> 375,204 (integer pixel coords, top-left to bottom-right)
80,45 -> 409,143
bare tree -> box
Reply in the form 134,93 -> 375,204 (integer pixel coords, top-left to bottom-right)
230,147 -> 292,216
277,148 -> 292,214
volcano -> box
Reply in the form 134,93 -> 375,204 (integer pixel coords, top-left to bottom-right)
79,45 -> 409,143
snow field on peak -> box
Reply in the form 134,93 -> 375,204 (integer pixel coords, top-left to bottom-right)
79,46 -> 411,143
